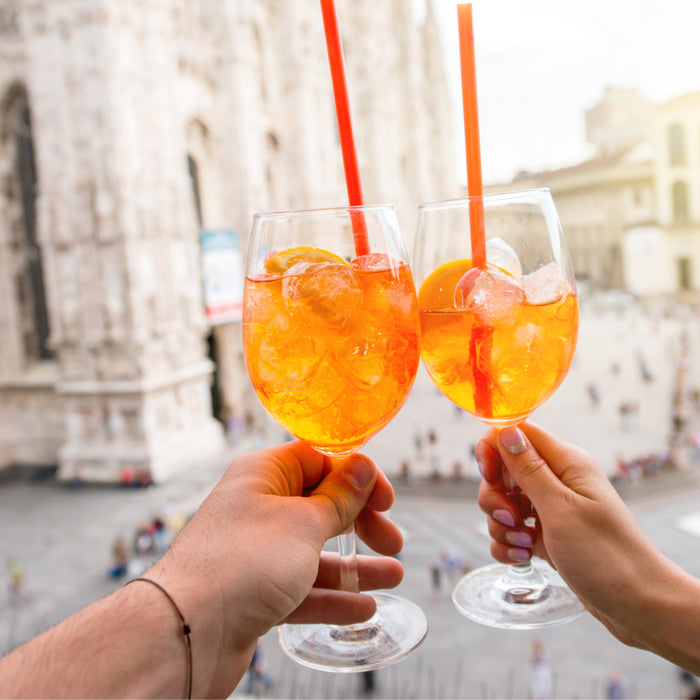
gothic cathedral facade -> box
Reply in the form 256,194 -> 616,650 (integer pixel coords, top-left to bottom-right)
0,0 -> 456,481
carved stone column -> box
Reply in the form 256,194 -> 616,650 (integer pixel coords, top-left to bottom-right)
24,0 -> 224,482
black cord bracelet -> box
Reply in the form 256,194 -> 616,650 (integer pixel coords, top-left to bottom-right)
125,576 -> 192,699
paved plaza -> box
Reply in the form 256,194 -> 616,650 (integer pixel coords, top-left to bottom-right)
1,294 -> 699,699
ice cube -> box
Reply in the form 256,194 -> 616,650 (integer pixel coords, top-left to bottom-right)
486,237 -> 522,280
454,265 -> 525,324
256,330 -> 325,386
282,261 -> 362,326
352,253 -> 394,272
301,355 -> 346,413
523,263 -> 573,305
339,345 -> 386,388
332,310 -> 410,390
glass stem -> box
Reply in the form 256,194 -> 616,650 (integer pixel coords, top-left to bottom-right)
338,524 -> 360,593
509,562 -> 534,574
501,470 -> 545,593
330,455 -> 360,593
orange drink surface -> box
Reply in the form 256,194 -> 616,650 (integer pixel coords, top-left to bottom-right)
243,248 -> 420,455
418,259 -> 578,426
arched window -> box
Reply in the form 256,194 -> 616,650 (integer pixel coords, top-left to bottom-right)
668,123 -> 686,166
2,87 -> 52,361
672,180 -> 689,223
185,118 -> 211,228
678,257 -> 692,291
186,153 -> 202,227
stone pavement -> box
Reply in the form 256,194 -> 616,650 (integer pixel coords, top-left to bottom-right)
1,295 -> 699,699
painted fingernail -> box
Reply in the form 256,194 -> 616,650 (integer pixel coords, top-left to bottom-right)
505,531 -> 533,548
346,457 -> 373,489
508,547 -> 531,563
493,509 -> 515,527
501,426 -> 527,454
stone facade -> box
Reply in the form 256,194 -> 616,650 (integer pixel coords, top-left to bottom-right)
0,0 -> 456,480
496,87 -> 700,296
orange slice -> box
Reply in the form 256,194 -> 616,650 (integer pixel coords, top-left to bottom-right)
264,246 -> 347,273
418,258 -> 473,310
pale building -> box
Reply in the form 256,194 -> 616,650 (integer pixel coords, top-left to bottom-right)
500,87 -> 700,296
0,0 -> 456,481
647,91 -> 700,294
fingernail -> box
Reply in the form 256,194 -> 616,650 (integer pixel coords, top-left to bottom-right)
501,426 -> 527,454
493,509 -> 515,528
507,547 -> 531,563
505,531 -> 533,548
346,456 -> 373,489
477,460 -> 484,477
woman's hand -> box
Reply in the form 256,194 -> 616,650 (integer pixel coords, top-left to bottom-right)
476,423 -> 700,674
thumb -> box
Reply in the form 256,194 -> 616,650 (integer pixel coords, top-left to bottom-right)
308,455 -> 377,541
497,425 -> 568,510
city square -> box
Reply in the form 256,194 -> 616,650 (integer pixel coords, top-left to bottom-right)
2,293 -> 699,698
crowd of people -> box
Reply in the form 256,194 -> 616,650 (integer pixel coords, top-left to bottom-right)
108,508 -> 189,580
612,449 -> 684,486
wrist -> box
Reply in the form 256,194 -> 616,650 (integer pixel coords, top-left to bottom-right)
146,556 -> 228,699
124,578 -> 193,698
617,551 -> 700,674
116,579 -> 193,698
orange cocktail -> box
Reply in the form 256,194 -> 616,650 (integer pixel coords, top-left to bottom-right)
243,248 -> 419,455
245,205 -> 428,671
418,258 -> 578,426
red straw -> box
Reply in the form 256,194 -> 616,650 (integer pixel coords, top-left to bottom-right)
457,4 -> 486,269
458,4 -> 491,418
319,0 -> 369,256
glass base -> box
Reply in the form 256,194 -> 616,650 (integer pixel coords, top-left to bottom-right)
452,560 -> 584,630
277,592 -> 428,672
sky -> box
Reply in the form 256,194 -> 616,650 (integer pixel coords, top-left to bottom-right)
422,0 -> 700,184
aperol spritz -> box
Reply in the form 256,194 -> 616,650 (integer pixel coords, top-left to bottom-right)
243,204 -> 427,670
413,188 -> 583,629
244,248 -> 419,454
418,258 -> 578,426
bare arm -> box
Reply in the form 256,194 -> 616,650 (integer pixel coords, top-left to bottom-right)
0,442 -> 404,698
0,581 -> 204,699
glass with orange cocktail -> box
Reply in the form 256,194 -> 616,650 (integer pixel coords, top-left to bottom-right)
243,204 -> 427,671
418,256 -> 578,426
413,188 -> 584,629
244,247 -> 419,455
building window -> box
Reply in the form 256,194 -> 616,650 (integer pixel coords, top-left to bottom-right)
677,257 -> 692,291
3,90 -> 52,361
668,123 -> 686,166
672,180 -> 689,223
186,154 -> 203,227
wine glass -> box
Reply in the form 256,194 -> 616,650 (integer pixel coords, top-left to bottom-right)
242,204 -> 428,670
413,188 -> 584,629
